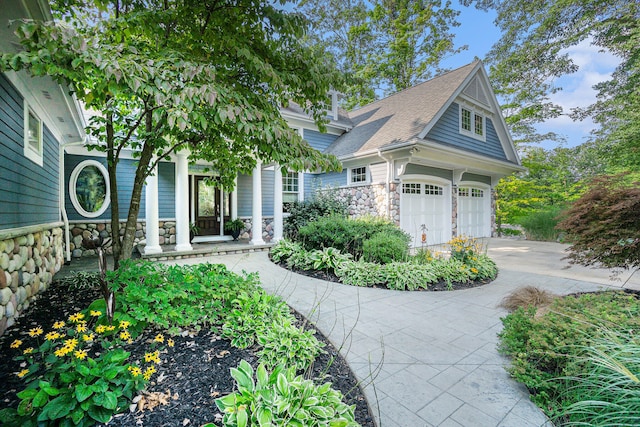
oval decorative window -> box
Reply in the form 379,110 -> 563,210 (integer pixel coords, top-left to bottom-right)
69,160 -> 110,218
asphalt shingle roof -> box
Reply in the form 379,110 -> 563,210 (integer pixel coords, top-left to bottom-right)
326,61 -> 479,157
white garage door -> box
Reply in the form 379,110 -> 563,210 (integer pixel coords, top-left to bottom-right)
400,182 -> 450,246
458,186 -> 491,238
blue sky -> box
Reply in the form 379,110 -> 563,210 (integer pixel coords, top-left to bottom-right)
442,4 -> 619,150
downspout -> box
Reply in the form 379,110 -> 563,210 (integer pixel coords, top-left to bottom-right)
60,138 -> 88,264
377,150 -> 391,219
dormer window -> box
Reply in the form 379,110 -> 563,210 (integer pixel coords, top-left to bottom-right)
459,105 -> 485,141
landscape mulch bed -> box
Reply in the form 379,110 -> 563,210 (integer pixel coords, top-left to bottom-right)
0,279 -> 375,427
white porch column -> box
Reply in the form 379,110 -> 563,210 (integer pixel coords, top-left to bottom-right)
273,165 -> 283,242
174,150 -> 192,252
250,159 -> 265,245
144,163 -> 162,254
231,176 -> 238,219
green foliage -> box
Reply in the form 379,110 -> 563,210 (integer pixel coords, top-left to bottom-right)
270,240 -> 304,264
214,360 -> 359,427
335,261 -> 386,287
382,262 -> 437,291
307,247 -> 354,272
300,0 -> 463,108
557,332 -> 640,426
284,188 -> 349,241
109,260 -> 257,333
0,1 -> 344,263
557,174 -> 640,270
515,205 -> 565,242
0,314 -> 150,427
298,215 -> 408,260
448,235 -> 483,264
257,321 -> 325,373
221,291 -> 291,349
362,231 -> 410,264
55,272 -> 101,291
498,291 -> 640,419
286,248 -> 314,271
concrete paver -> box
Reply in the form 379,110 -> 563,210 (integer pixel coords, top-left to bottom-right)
170,238 -> 639,426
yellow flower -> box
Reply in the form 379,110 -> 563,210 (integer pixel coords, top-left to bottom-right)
471,267 -> 479,274
82,333 -> 95,342
128,366 -> 142,377
74,350 -> 88,360
167,339 -> 175,348
54,347 -> 71,357
64,338 -> 78,350
144,350 -> 160,364
119,331 -> 131,341
76,323 -> 88,333
119,320 -> 130,329
143,366 -> 156,380
153,334 -> 164,343
23,347 -> 34,355
10,339 -> 22,349
90,310 -> 102,317
53,321 -> 65,329
68,313 -> 85,323
95,325 -> 107,334
45,331 -> 61,341
28,327 -> 43,337
106,325 -> 116,332
17,369 -> 30,378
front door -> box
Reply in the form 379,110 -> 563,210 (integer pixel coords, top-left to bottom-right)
194,176 -> 231,236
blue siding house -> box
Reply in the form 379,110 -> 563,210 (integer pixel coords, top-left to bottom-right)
0,0 -> 522,335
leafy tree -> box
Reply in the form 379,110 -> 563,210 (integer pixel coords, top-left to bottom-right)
1,0 -> 343,267
466,0 -> 638,154
301,0 -> 463,108
557,174 -> 640,271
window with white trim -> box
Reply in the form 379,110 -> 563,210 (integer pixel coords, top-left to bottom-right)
283,171 -> 299,212
425,184 -> 443,195
24,102 -> 43,166
459,105 -> 486,140
350,166 -> 367,184
69,160 -> 110,218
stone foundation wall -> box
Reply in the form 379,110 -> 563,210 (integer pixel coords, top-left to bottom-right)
334,184 -> 394,221
0,227 -> 64,336
238,217 -> 275,242
69,221 -> 176,257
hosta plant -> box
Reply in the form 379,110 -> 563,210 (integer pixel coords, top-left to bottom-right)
270,239 -> 304,264
335,261 -> 385,287
256,320 -> 324,373
307,247 -> 353,272
213,360 -> 359,427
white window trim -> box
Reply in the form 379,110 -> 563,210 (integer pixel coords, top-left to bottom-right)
348,165 -> 369,185
69,160 -> 111,218
23,102 -> 43,166
459,104 -> 486,142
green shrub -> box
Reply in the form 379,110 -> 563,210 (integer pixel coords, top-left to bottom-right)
221,291 -> 291,349
499,291 -> 640,419
270,240 -> 303,263
382,262 -> 437,291
515,205 -> 564,241
286,247 -> 314,271
307,247 -> 353,272
284,188 -> 349,240
256,320 -> 324,373
0,312 -> 150,427
214,360 -> 359,427
298,215 -> 408,259
362,231 -> 410,264
109,261 -> 257,333
335,261 -> 385,287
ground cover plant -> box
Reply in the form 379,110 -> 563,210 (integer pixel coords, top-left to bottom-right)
0,261 -> 372,426
275,215 -> 498,291
498,290 -> 640,425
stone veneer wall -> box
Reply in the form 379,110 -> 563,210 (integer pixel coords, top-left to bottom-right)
69,221 -> 176,257
0,227 -> 64,336
451,186 -> 459,237
238,218 -> 274,242
333,183 -> 397,222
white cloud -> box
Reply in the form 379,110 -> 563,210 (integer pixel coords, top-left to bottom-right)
537,39 -> 620,148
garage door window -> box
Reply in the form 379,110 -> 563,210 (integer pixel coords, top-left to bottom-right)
472,188 -> 484,197
425,184 -> 443,195
402,183 -> 421,194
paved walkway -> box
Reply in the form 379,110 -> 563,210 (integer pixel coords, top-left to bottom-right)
170,238 -> 640,427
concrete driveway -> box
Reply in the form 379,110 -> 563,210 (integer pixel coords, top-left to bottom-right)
172,238 -> 639,426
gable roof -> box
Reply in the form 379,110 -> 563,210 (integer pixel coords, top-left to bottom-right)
325,61 -> 518,162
